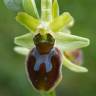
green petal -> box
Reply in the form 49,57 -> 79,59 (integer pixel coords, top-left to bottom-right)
16,12 -> 40,32
14,46 -> 30,55
22,0 -> 39,18
49,12 -> 74,32
62,55 -> 88,72
52,0 -> 59,19
54,32 -> 90,51
14,33 -> 34,48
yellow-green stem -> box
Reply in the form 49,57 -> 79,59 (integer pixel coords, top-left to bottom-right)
40,91 -> 56,96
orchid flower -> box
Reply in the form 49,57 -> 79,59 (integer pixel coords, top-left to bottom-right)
4,0 -> 90,96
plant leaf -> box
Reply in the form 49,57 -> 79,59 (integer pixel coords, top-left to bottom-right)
54,32 -> 90,51
14,46 -> 30,55
16,12 -> 40,32
49,12 -> 74,32
14,33 -> 34,48
22,0 -> 39,18
62,54 -> 88,72
3,0 -> 23,11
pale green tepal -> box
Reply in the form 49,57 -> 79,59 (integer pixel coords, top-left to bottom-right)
13,0 -> 90,96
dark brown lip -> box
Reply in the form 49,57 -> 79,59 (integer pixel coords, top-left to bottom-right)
26,47 -> 62,91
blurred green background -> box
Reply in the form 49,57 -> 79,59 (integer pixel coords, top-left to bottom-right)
0,0 -> 96,96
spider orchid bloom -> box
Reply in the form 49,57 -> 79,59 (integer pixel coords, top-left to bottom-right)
14,0 -> 90,93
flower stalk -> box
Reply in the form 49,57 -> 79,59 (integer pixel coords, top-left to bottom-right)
40,91 -> 56,96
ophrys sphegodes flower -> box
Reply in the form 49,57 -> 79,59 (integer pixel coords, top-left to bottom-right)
11,0 -> 90,93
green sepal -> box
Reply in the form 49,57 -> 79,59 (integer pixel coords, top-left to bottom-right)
22,0 -> 39,18
14,33 -> 34,48
16,12 -> 40,32
14,46 -> 29,55
54,32 -> 90,51
62,54 -> 88,72
49,12 -> 74,32
41,0 -> 52,21
52,0 -> 59,19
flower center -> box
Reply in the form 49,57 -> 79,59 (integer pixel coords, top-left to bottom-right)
33,33 -> 55,54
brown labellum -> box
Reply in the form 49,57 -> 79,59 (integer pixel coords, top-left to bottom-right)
26,47 -> 62,92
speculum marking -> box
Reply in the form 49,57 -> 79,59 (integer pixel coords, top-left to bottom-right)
33,48 -> 55,72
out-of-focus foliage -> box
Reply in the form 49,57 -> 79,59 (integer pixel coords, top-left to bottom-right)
0,0 -> 96,96
3,0 -> 23,11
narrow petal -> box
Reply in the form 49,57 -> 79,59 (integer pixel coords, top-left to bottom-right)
49,12 -> 74,32
62,54 -> 88,72
14,46 -> 30,55
14,33 -> 34,48
54,32 -> 90,51
52,0 -> 59,19
16,12 -> 40,32
22,0 -> 39,18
